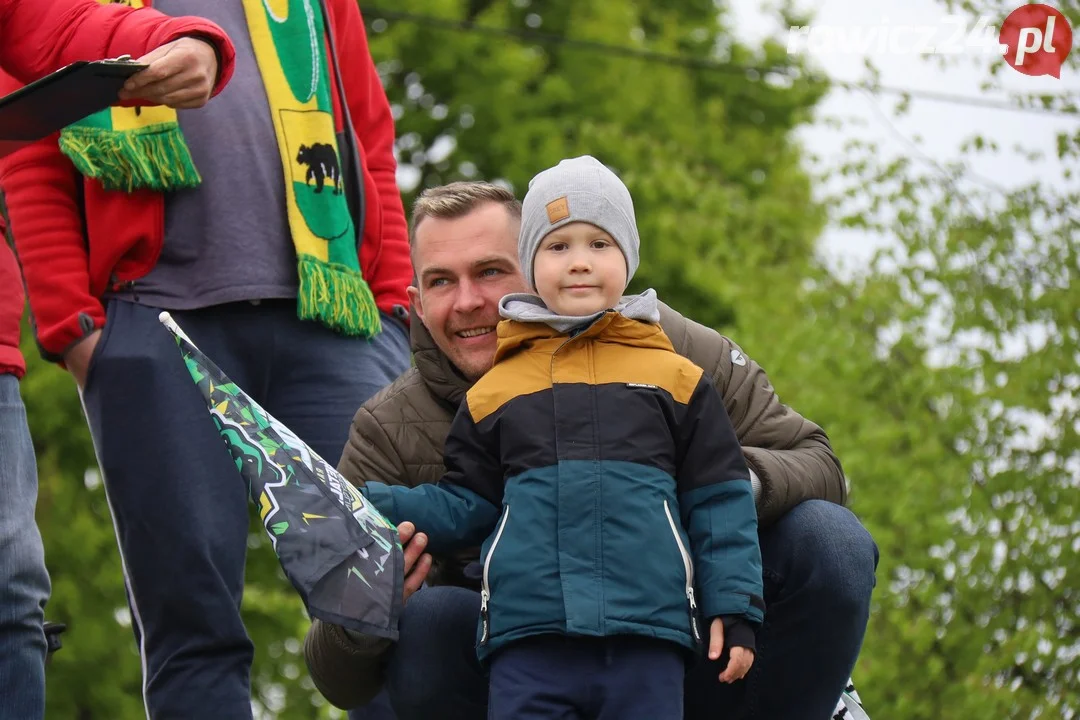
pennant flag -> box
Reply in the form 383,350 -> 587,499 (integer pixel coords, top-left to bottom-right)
159,312 -> 403,638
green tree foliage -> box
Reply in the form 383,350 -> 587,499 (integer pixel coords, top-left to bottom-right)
827,5 -> 1080,717
18,0 -> 1074,717
812,1 -> 1079,714
810,153 -> 1078,717
367,0 -> 829,328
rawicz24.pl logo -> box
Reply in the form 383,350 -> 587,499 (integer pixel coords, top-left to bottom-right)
786,4 -> 1072,78
999,4 -> 1073,77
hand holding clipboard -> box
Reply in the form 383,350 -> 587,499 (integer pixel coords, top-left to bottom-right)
0,37 -> 221,157
0,56 -> 147,156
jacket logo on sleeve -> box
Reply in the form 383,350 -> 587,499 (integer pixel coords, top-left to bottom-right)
730,350 -> 747,367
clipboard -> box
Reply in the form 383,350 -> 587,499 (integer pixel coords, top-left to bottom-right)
0,57 -> 148,157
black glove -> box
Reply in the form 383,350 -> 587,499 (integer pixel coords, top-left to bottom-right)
718,615 -> 756,653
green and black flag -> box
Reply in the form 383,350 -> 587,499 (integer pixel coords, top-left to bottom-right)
159,312 -> 403,639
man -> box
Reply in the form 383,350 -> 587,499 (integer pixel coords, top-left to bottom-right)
0,1 -> 411,718
305,182 -> 879,720
0,3 -> 232,717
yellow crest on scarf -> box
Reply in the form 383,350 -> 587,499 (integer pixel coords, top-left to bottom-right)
92,0 -> 181,136
244,0 -> 351,249
241,0 -> 380,337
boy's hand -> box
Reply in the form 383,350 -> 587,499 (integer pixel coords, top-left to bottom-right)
708,617 -> 755,683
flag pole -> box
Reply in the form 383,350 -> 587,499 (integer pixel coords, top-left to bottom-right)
158,311 -> 197,346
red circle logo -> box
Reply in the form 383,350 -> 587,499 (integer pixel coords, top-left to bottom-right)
1000,4 -> 1073,77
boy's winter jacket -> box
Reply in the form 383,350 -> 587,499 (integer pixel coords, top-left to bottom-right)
305,300 -> 846,710
364,311 -> 765,661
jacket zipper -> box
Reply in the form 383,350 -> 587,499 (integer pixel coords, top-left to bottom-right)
480,505 -> 510,645
664,500 -> 702,644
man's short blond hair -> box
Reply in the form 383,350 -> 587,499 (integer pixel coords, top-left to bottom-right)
409,181 -> 522,247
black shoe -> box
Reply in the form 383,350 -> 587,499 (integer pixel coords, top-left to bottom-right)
43,622 -> 66,658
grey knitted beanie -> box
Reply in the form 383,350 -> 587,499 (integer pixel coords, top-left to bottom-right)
518,156 -> 639,291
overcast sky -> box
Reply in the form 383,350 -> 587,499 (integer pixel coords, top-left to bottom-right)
395,0 -> 1075,281
730,0 -> 1077,278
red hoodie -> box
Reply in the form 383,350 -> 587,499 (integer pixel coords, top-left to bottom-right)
0,0 -> 410,365
0,0 -> 236,376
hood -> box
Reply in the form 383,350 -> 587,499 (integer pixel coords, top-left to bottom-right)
498,288 -> 660,333
493,289 -> 671,363
409,289 -> 670,404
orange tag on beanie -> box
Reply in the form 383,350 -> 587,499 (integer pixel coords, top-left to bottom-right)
546,197 -> 570,223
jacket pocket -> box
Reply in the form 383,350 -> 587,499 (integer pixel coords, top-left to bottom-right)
664,500 -> 702,644
480,504 -> 510,645
82,301 -> 118,396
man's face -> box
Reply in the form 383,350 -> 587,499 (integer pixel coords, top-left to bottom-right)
409,202 -> 527,381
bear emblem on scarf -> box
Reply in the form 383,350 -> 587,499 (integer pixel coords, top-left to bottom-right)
296,143 -> 343,196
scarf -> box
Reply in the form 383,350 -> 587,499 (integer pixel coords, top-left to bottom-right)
498,288 -> 662,333
59,0 -> 381,338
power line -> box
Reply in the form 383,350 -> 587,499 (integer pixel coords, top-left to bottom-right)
860,88 -> 1002,192
859,90 -> 1080,226
367,7 -> 771,73
842,81 -> 1077,117
363,7 -> 1079,119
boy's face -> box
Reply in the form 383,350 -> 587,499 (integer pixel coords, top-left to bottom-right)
532,222 -> 627,316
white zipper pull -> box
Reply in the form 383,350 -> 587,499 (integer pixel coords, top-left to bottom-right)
479,588 -> 490,644
480,506 -> 509,647
664,500 -> 702,645
687,587 -> 702,644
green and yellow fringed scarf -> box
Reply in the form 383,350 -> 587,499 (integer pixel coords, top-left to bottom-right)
60,0 -> 381,338
59,0 -> 199,191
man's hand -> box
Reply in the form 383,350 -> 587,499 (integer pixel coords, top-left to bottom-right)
119,37 -> 219,109
709,617 -> 755,683
64,329 -> 102,388
397,521 -> 432,603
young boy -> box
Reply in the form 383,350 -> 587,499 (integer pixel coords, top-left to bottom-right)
361,155 -> 764,719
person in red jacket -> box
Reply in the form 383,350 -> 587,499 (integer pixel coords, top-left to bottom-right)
0,1 -> 412,718
0,240 -> 51,720
0,2 -> 233,718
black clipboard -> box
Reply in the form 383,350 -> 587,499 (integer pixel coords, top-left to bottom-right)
0,57 -> 148,156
